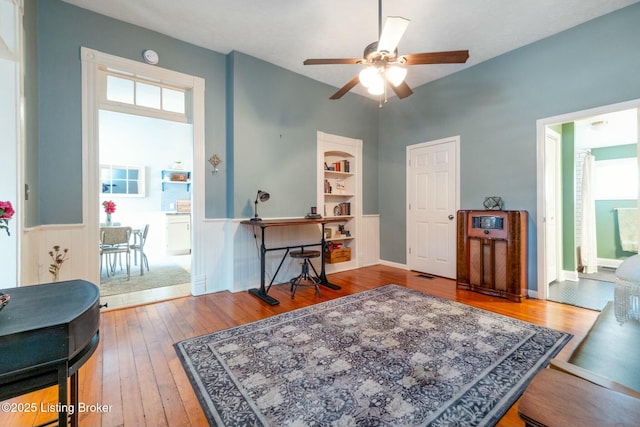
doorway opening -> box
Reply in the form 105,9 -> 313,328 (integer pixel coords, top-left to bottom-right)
537,102 -> 639,310
81,47 -> 206,310
98,111 -> 192,308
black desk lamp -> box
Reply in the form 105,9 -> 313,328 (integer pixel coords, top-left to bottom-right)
251,190 -> 270,221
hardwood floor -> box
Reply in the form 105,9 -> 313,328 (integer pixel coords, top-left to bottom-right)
1,265 -> 600,427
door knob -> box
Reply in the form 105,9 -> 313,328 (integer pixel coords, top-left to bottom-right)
448,215 -> 454,220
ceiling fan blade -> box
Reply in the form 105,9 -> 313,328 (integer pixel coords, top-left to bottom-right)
377,16 -> 410,55
401,50 -> 470,65
330,75 -> 360,100
391,81 -> 413,99
304,58 -> 362,65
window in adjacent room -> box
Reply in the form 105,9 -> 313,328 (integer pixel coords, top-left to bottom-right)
594,157 -> 638,200
100,164 -> 146,197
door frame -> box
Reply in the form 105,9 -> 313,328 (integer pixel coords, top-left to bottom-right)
406,136 -> 460,277
81,47 -> 206,295
536,98 -> 640,300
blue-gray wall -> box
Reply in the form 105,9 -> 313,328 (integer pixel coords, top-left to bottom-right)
28,0 -> 378,225
32,0 -> 227,223
378,3 -> 640,290
227,52 -> 378,218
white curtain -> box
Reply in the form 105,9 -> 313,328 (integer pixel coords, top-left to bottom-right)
580,153 -> 598,273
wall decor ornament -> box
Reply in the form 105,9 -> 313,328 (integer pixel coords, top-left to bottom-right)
208,154 -> 222,175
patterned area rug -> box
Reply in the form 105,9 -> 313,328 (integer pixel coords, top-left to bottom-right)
175,285 -> 571,426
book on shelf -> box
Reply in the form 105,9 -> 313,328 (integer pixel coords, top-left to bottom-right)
338,202 -> 351,215
330,159 -> 350,173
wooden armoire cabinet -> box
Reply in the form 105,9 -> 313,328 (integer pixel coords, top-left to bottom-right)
456,210 -> 528,302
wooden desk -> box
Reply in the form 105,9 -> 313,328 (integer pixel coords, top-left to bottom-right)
0,280 -> 100,427
240,217 -> 346,305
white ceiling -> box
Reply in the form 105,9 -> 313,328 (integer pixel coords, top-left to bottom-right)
575,109 -> 638,149
62,0 -> 640,98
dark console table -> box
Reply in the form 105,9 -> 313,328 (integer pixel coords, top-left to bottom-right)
0,280 -> 101,427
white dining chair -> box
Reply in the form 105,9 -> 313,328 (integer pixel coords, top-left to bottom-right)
100,226 -> 132,280
131,224 -> 149,276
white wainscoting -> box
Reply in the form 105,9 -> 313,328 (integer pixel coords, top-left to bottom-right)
19,215 -> 381,294
21,224 -> 93,285
360,215 -> 380,267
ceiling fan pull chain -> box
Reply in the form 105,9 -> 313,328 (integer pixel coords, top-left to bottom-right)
378,0 -> 383,38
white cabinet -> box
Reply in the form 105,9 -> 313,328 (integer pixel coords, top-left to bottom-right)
166,213 -> 191,255
317,132 -> 362,272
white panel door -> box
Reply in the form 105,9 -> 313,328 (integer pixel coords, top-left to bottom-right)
407,137 -> 459,278
544,128 -> 561,284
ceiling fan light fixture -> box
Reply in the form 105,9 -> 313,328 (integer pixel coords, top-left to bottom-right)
386,65 -> 407,87
359,67 -> 379,88
367,79 -> 385,95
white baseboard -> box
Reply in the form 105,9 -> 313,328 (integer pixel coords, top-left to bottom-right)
379,259 -> 408,270
598,258 -> 623,269
562,270 -> 579,282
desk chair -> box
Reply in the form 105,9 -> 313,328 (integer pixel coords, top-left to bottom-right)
289,249 -> 322,298
100,226 -> 131,280
131,224 -> 149,276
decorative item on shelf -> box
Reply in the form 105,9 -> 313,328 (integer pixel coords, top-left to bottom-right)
251,190 -> 270,221
0,200 -> 15,236
170,172 -> 188,182
483,196 -> 504,210
338,225 -> 351,237
48,245 -> 69,282
325,242 -> 351,264
333,201 -> 351,216
208,154 -> 222,175
102,200 -> 116,226
305,206 -> 321,219
0,292 -> 10,312
172,161 -> 184,170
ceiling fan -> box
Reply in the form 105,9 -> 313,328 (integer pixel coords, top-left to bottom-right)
303,0 -> 469,102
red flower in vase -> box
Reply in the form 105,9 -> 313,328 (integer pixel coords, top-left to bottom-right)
102,200 -> 116,214
0,200 -> 15,236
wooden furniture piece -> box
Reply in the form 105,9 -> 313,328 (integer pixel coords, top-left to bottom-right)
456,210 -> 528,302
519,299 -> 640,426
518,368 -> 640,427
558,300 -> 640,391
0,280 -> 101,427
240,217 -> 347,305
289,250 -> 322,298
